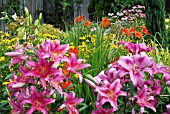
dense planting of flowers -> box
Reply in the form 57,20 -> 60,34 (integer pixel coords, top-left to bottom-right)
1,5 -> 170,114
5,39 -> 90,114
85,41 -> 170,113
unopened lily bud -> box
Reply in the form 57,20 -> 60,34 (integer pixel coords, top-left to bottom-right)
52,93 -> 56,98
39,13 -> 42,20
29,14 -> 32,24
25,7 -> 29,16
15,45 -> 24,50
4,52 -> 23,57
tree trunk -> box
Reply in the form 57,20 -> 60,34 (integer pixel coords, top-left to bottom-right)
144,0 -> 167,45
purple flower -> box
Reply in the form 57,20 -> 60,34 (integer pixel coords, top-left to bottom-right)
97,79 -> 126,112
118,41 -> 153,54
163,104 -> 170,114
59,92 -> 84,114
36,39 -> 69,66
151,80 -> 162,95
118,54 -> 152,87
25,58 -> 60,89
9,88 -> 30,114
48,72 -> 67,95
5,43 -> 33,67
92,103 -> 114,114
64,53 -> 91,83
22,86 -> 55,114
135,85 -> 156,113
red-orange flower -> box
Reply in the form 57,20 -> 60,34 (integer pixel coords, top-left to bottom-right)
129,27 -> 136,33
75,16 -> 84,23
84,20 -> 91,27
61,80 -> 73,90
69,46 -> 78,57
122,28 -> 130,36
62,62 -> 70,77
142,26 -> 149,35
135,31 -> 143,39
102,18 -> 111,28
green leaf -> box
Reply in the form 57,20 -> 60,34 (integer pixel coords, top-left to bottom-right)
78,103 -> 88,112
167,86 -> 170,94
0,100 -> 9,103
5,73 -> 12,80
0,63 -> 10,69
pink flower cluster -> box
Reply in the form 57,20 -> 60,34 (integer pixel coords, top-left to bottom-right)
5,39 -> 90,114
108,5 -> 145,22
85,41 -> 170,113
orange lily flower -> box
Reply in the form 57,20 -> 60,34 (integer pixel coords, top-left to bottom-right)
69,46 -> 78,57
102,18 -> 111,28
62,62 -> 70,77
75,15 -> 84,23
129,27 -> 136,33
61,80 -> 73,90
135,31 -> 143,39
142,26 -> 149,35
122,28 -> 130,36
84,20 -> 91,27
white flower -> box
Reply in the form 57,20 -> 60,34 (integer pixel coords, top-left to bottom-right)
12,13 -> 17,20
108,13 -> 114,16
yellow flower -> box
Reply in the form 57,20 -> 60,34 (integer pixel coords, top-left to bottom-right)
85,39 -> 90,42
109,33 -> 116,38
74,74 -> 79,78
165,19 -> 169,23
166,25 -> 169,29
6,46 -> 13,50
70,46 -> 75,50
79,36 -> 86,40
0,56 -> 5,62
2,79 -> 12,85
4,32 -> 9,37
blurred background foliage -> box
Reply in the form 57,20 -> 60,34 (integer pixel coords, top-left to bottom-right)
0,0 -> 170,29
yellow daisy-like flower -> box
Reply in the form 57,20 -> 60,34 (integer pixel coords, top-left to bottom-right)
0,56 -> 5,62
6,46 -> 13,50
4,32 -> 10,37
2,79 -> 12,85
74,74 -> 79,78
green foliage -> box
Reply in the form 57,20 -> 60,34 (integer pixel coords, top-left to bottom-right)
144,0 -> 167,46
88,0 -> 144,19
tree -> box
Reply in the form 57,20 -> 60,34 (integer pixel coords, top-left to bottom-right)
144,0 -> 167,46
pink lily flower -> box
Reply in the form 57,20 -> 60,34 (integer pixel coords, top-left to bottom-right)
135,85 -> 156,113
9,88 -> 30,114
59,92 -> 84,114
8,65 -> 34,91
64,53 -> 91,83
97,79 -> 126,112
48,72 -> 67,95
92,103 -> 114,114
163,104 -> 170,114
151,79 -> 162,95
36,39 -> 69,66
5,43 -> 33,67
118,41 -> 153,54
118,54 -> 152,87
22,86 -> 55,114
162,69 -> 170,85
25,58 -> 60,89
5,48 -> 28,68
